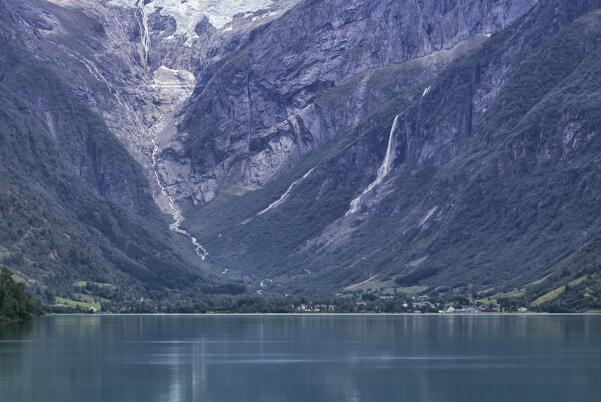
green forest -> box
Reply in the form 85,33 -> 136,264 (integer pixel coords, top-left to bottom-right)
0,266 -> 35,323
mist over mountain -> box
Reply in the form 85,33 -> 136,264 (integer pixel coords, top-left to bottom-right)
2,0 -> 601,311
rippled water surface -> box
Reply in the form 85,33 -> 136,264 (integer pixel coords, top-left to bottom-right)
1,315 -> 600,402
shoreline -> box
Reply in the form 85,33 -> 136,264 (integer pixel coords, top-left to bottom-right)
43,312 -> 601,317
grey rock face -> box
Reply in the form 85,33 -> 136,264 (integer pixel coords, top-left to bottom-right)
1,1 -> 153,213
288,0 -> 601,292
174,0 -> 537,205
4,0 -> 293,206
184,0 -> 601,298
10,0 -> 536,217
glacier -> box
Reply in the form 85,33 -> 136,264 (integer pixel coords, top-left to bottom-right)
108,0 -> 273,41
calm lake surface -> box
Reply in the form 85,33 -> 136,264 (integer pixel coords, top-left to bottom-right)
1,315 -> 600,402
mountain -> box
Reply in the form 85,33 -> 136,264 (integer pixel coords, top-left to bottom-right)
180,0 -> 542,292
0,6 -> 231,306
2,0 -> 601,311
178,0 -> 536,202
183,0 -> 601,307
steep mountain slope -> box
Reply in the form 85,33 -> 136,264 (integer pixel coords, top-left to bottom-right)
183,0 -> 601,302
5,0 -> 601,311
176,0 -> 537,291
171,0 -> 536,204
3,0 -> 296,263
0,20 -> 223,303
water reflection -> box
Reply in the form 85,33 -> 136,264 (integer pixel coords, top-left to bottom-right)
1,315 -> 601,402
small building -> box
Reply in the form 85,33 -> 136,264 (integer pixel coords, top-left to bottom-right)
414,301 -> 434,310
462,306 -> 480,314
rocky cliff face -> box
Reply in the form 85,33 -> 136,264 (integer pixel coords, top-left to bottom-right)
3,0 -> 296,259
170,0 -> 537,205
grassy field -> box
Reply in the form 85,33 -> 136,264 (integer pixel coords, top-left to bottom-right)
55,297 -> 101,312
569,276 -> 588,287
343,275 -> 428,296
73,281 -> 116,290
532,286 -> 566,307
478,289 -> 526,305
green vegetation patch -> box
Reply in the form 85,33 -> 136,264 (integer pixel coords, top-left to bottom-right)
55,297 -> 101,312
396,286 -> 430,295
478,289 -> 526,305
73,281 -> 116,290
532,286 -> 566,307
0,266 -> 36,323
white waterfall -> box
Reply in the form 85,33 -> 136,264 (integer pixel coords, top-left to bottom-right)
134,28 -> 206,259
137,0 -> 151,64
257,168 -> 315,216
145,64 -> 209,260
52,42 -> 114,92
346,115 -> 400,216
150,136 -> 208,260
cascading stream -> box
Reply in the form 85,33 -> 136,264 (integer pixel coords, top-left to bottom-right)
346,115 -> 400,216
133,6 -> 208,260
150,133 -> 208,260
102,0 -> 287,262
257,168 -> 315,216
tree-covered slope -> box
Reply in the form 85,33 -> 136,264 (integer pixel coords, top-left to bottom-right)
0,266 -> 35,323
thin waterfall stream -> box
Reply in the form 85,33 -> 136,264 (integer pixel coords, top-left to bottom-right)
346,115 -> 400,216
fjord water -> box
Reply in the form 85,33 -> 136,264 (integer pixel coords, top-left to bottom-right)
1,315 -> 600,402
